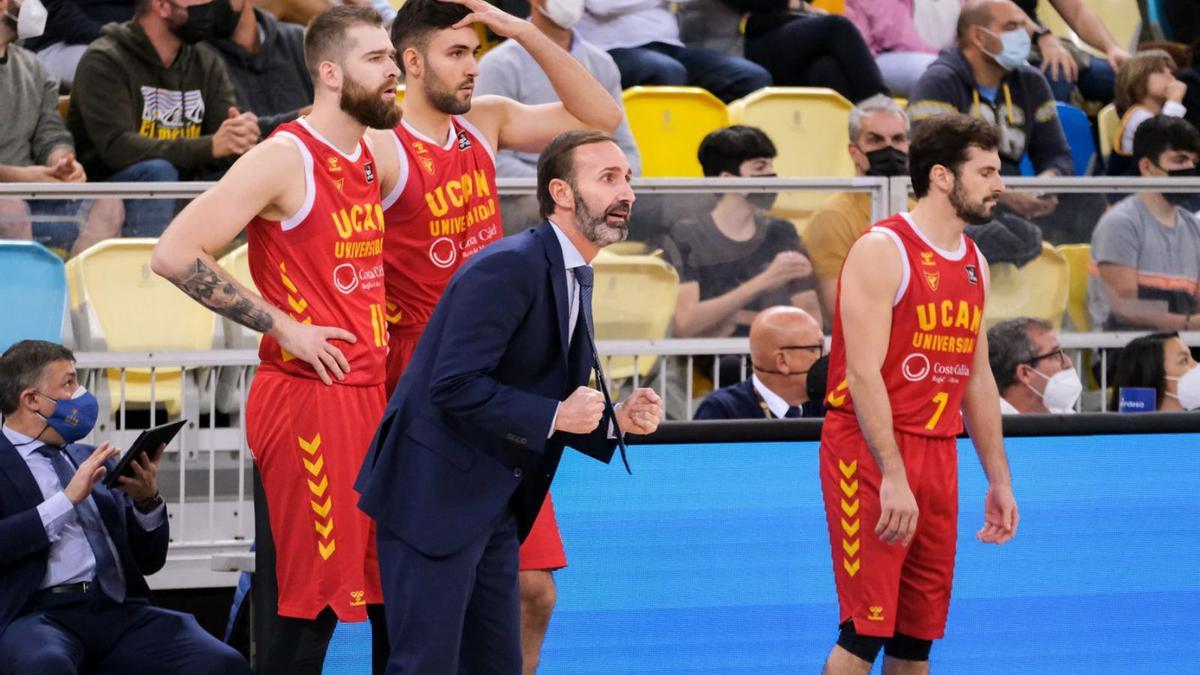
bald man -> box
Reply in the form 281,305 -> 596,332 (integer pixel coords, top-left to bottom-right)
694,307 -> 825,419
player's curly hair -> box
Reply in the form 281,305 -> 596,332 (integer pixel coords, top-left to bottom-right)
391,0 -> 473,74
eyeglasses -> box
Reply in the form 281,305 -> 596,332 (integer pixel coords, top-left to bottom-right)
781,344 -> 824,354
1025,348 -> 1070,368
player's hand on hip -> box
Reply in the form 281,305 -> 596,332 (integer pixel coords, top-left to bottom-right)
876,474 -> 919,546
443,0 -> 527,39
64,443 -> 120,505
977,482 -> 1018,544
554,386 -> 606,434
276,319 -> 357,385
616,388 -> 663,435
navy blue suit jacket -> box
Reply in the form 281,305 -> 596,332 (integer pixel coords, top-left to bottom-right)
356,221 -> 616,557
0,435 -> 169,632
693,379 -> 823,420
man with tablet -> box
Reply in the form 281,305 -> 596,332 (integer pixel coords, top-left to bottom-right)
0,339 -> 249,674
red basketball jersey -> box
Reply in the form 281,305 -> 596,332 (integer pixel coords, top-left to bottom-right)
824,213 -> 986,438
247,118 -> 389,386
381,116 -> 502,333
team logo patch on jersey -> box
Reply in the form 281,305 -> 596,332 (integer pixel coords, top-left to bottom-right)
901,353 -> 931,382
364,161 -> 375,184
412,141 -> 426,154
419,156 -> 435,175
327,156 -> 341,173
965,264 -> 979,285
920,251 -> 936,266
457,131 -> 473,151
923,270 -> 940,291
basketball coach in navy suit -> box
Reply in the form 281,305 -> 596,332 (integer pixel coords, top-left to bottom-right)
0,340 -> 249,674
356,131 -> 665,673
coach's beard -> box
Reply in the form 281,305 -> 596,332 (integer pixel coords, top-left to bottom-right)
341,75 -> 402,129
576,193 -> 631,247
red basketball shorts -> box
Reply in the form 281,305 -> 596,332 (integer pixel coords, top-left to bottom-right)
819,411 -> 959,640
246,371 -> 386,621
519,492 -> 567,571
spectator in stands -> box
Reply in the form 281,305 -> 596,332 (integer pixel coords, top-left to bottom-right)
476,0 -> 641,177
207,0 -> 313,137
911,0 -> 965,52
1110,331 -> 1200,411
694,306 -> 824,419
0,0 -> 123,257
1089,116 -> 1200,331
987,317 -> 1081,414
68,0 -> 260,236
663,125 -> 821,341
1011,0 -> 1127,104
805,94 -> 910,321
574,0 -> 771,103
844,0 -> 938,97
1107,49 -> 1187,175
678,0 -> 886,103
910,0 -> 1072,223
24,0 -> 134,90
0,340 -> 251,674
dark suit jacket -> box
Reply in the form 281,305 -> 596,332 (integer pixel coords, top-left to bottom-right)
356,221 -> 616,557
693,379 -> 823,420
0,435 -> 169,632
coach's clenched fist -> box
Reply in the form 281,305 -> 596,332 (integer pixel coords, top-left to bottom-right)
616,388 -> 663,435
553,386 -> 606,434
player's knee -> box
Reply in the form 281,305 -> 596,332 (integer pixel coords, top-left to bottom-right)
519,571 -> 557,620
884,632 -> 933,662
10,647 -> 76,675
836,620 -> 885,664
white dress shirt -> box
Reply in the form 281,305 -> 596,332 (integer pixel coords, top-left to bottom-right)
3,425 -> 165,589
751,374 -> 792,419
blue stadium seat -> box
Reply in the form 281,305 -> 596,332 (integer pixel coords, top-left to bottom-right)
0,241 -> 67,351
1018,103 -> 1095,177
1056,103 -> 1097,176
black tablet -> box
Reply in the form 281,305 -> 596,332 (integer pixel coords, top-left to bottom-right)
103,419 -> 187,488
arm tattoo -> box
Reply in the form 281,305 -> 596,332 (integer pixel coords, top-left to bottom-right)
172,258 -> 275,334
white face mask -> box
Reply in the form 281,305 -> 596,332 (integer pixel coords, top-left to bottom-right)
5,0 -> 47,39
1027,367 -> 1082,412
1165,365 -> 1200,410
536,0 -> 584,30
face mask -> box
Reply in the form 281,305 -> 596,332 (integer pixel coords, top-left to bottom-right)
1026,367 -> 1082,412
1166,365 -> 1200,410
982,27 -> 1030,71
537,0 -> 584,30
744,171 -> 777,211
862,146 -> 909,177
1159,166 -> 1200,207
5,0 -> 47,39
35,386 -> 100,444
169,0 -> 220,44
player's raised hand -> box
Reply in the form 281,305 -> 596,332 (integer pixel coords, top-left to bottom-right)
275,319 -> 357,385
442,0 -> 528,39
876,474 -> 919,546
977,482 -> 1018,544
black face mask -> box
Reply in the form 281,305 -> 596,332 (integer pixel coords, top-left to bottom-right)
744,172 -> 777,211
1162,165 -> 1200,207
172,0 -> 240,44
862,146 -> 909,177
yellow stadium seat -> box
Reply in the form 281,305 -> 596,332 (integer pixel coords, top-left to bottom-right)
622,86 -> 730,177
591,249 -> 680,382
396,84 -> 405,103
66,239 -> 217,416
1097,103 -> 1118,159
810,0 -> 844,13
727,87 -> 855,217
1057,243 -> 1092,332
1039,0 -> 1140,55
984,242 -> 1070,331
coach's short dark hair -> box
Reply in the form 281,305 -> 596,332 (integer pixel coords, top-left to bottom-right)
1133,114 -> 1200,169
0,340 -> 75,416
697,125 -> 776,177
987,317 -> 1053,392
391,0 -> 472,74
537,130 -> 617,219
304,6 -> 385,80
909,114 -> 1000,198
